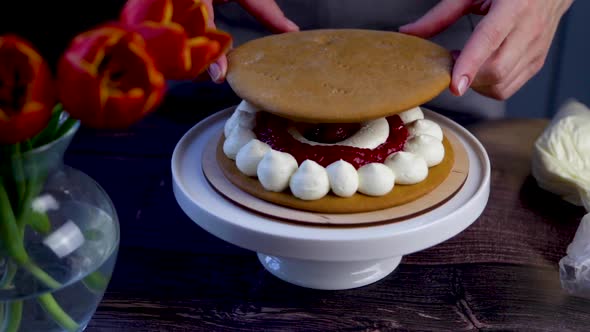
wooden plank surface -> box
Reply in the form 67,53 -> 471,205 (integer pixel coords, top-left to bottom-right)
61,95 -> 590,331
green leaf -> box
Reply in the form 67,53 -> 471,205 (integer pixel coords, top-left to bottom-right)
31,105 -> 64,148
54,117 -> 79,140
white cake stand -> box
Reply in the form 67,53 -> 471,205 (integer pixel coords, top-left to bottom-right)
172,107 -> 490,290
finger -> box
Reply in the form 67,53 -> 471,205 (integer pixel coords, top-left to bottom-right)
398,0 -> 472,38
472,32 -> 530,87
473,55 -> 545,100
451,1 -> 518,96
200,1 -> 228,83
473,11 -> 556,99
207,53 -> 228,83
474,8 -> 543,87
476,48 -> 528,90
504,58 -> 544,97
238,0 -> 299,33
202,0 -> 216,29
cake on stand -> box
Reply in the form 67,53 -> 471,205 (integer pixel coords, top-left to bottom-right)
172,107 -> 490,290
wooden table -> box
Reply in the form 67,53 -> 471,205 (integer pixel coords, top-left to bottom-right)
64,87 -> 590,331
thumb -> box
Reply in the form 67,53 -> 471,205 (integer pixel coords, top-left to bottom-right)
399,0 -> 472,38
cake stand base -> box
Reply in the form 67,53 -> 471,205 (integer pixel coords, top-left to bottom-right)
258,253 -> 402,290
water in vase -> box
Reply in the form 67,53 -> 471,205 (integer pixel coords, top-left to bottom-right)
0,202 -> 119,332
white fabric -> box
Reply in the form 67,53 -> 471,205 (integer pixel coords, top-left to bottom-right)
535,99 -> 590,297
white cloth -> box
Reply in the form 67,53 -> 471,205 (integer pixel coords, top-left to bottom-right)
532,99 -> 590,297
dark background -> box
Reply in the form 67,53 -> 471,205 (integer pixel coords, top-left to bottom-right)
1,1 -> 589,118
0,1 -> 126,74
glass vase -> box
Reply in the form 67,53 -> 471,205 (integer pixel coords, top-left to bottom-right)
0,121 -> 119,332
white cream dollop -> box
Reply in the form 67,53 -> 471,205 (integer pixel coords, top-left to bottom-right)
223,125 -> 256,160
289,160 -> 331,200
256,150 -> 298,192
407,119 -> 443,141
398,107 -> 424,124
385,151 -> 429,184
224,108 -> 240,138
404,134 -> 445,167
236,139 -> 271,176
357,163 -> 395,196
326,160 -> 359,197
287,118 -> 389,149
224,100 -> 259,137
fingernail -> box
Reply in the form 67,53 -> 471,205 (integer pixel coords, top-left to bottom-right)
398,23 -> 413,32
285,19 -> 299,31
208,63 -> 221,82
457,75 -> 470,96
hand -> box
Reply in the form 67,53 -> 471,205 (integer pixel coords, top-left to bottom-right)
202,0 -> 299,83
399,0 -> 573,100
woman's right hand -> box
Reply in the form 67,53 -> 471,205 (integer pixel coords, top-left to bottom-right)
202,0 -> 299,83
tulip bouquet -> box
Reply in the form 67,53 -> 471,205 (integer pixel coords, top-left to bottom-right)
0,1 -> 231,331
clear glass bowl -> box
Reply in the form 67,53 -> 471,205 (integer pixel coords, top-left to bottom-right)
0,121 -> 119,332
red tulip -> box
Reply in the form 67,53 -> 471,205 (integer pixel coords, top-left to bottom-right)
120,0 -> 232,80
0,35 -> 55,145
57,24 -> 166,129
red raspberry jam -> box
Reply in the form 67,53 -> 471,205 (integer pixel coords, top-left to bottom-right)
253,112 -> 408,169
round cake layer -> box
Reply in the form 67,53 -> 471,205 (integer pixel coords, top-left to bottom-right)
226,29 -> 452,123
214,132 -> 457,214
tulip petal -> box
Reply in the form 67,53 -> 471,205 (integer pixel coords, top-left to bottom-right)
121,0 -> 173,25
205,30 -> 232,55
187,37 -> 220,77
172,0 -> 208,38
131,22 -> 190,80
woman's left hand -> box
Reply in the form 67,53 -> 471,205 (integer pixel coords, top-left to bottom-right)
400,0 -> 574,100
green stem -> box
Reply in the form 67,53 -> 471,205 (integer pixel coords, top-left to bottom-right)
9,145 -> 26,214
14,142 -> 45,228
0,301 -> 5,330
0,302 -> 6,331
20,261 -> 60,290
0,184 -> 60,288
28,211 -> 51,235
0,180 -> 29,265
37,294 -> 79,332
2,122 -> 83,332
0,260 -> 18,289
1,179 -> 78,330
4,300 -> 22,332
82,271 -> 109,294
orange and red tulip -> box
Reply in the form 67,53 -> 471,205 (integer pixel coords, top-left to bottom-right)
57,24 -> 166,129
0,35 -> 55,145
120,0 -> 232,80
